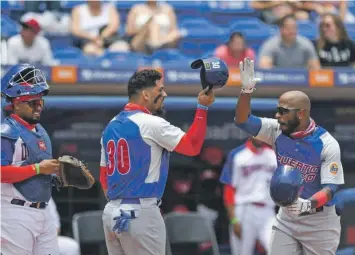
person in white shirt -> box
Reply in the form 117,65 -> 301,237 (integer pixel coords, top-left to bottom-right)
48,198 -> 80,255
6,18 -> 57,66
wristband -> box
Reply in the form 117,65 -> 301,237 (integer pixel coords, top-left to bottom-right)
197,104 -> 208,110
34,163 -> 40,175
230,217 -> 239,225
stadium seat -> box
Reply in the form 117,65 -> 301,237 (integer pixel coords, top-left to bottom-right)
72,210 -> 105,254
164,212 -> 220,255
151,48 -> 192,62
345,23 -> 355,40
1,15 -> 19,39
229,19 -> 276,40
1,0 -> 24,11
205,1 -> 257,25
96,51 -> 149,69
60,1 -> 83,10
297,21 -> 318,40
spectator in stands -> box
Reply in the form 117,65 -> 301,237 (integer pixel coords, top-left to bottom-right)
299,1 -> 355,23
315,13 -> 355,67
125,0 -> 182,54
258,14 -> 320,69
6,18 -> 57,66
251,1 -> 310,24
48,198 -> 80,255
70,0 -> 129,56
214,32 -> 255,67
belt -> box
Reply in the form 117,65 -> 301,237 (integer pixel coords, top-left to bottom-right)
10,198 -> 47,209
121,198 -> 162,206
299,206 -> 323,216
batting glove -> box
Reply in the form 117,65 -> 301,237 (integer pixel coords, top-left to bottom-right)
112,209 -> 136,233
286,198 -> 312,216
239,57 -> 261,94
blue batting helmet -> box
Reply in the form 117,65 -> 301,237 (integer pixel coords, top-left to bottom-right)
190,57 -> 229,91
1,64 -> 49,101
270,165 -> 304,207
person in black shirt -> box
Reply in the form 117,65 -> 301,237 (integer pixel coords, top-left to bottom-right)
315,13 -> 355,67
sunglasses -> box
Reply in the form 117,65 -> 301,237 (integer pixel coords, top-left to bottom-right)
20,99 -> 44,109
276,107 -> 300,115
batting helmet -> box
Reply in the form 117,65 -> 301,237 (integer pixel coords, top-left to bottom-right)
190,57 -> 229,91
270,165 -> 304,207
1,64 -> 49,102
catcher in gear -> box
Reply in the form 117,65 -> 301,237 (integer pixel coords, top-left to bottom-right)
1,64 -> 94,255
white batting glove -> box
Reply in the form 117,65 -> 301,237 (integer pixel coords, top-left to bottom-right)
239,57 -> 262,94
286,198 -> 312,216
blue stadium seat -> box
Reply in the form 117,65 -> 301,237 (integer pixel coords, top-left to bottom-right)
151,48 -> 192,62
180,18 -> 227,38
1,15 -> 19,38
97,51 -> 148,68
205,1 -> 257,25
297,21 -> 318,40
345,23 -> 355,40
229,19 -> 276,40
47,35 -> 73,50
167,1 -> 207,23
60,1 -> 83,10
53,47 -> 84,59
53,47 -> 91,66
1,0 -> 24,11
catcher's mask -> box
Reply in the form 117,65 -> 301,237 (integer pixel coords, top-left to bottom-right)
270,165 -> 304,207
190,57 -> 229,91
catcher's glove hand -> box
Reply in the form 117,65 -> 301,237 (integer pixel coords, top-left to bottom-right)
57,155 -> 95,189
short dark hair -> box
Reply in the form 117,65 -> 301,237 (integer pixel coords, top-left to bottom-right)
127,69 -> 162,98
229,31 -> 244,42
277,14 -> 296,28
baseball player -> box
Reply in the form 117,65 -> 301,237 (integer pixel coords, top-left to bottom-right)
220,136 -> 278,255
234,58 -> 345,255
1,64 -> 61,254
100,69 -> 215,255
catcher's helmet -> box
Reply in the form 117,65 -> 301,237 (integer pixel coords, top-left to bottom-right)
190,57 -> 229,91
1,63 -> 49,102
270,165 -> 304,207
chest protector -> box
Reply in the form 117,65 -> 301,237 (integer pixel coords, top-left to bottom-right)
2,117 -> 53,202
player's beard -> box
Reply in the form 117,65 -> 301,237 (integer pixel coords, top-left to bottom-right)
282,117 -> 300,136
22,115 -> 40,124
154,107 -> 166,118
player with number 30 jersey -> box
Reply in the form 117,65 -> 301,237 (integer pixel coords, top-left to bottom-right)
100,69 -> 215,255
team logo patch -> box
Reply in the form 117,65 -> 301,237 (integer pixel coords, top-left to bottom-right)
38,140 -> 46,151
329,162 -> 339,175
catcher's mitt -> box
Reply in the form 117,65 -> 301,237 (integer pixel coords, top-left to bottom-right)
57,155 -> 95,189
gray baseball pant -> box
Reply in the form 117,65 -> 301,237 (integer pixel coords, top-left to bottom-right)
269,205 -> 341,255
102,198 -> 166,255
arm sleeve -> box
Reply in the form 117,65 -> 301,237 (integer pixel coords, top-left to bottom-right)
235,115 -> 280,146
320,133 -> 345,185
174,107 -> 207,156
1,138 -> 37,183
220,150 -> 235,186
99,138 -> 108,190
